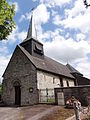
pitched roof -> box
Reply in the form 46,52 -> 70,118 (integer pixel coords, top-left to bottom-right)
66,64 -> 82,75
19,45 -> 75,79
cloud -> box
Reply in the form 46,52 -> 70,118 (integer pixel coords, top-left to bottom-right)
26,4 -> 50,25
40,0 -> 72,8
7,26 -> 27,44
33,4 -> 50,40
65,0 -> 85,18
17,31 -> 27,41
0,46 -> 8,55
34,4 -> 50,25
0,44 -> 11,82
61,12 -> 90,33
41,29 -> 90,64
52,0 -> 90,33
0,55 -> 11,82
14,2 -> 19,12
19,15 -> 26,22
76,58 -> 90,79
44,40 -> 90,63
53,14 -> 62,25
51,9 -> 58,16
9,2 -> 19,12
76,33 -> 86,41
51,0 -> 90,34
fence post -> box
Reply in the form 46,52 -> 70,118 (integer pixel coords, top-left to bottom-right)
73,102 -> 81,120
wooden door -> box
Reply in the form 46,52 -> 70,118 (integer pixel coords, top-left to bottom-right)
15,86 -> 21,105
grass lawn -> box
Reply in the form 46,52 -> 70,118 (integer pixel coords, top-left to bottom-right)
39,106 -> 74,120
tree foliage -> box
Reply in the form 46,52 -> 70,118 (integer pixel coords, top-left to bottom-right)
83,0 -> 90,8
0,0 -> 15,40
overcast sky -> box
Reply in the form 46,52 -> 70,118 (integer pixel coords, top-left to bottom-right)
0,0 -> 90,82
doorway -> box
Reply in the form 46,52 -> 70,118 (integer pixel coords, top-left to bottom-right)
15,86 -> 21,105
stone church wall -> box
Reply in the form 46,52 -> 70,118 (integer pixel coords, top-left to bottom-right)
2,46 -> 39,106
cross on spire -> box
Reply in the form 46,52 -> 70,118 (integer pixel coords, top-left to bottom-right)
27,7 -> 37,39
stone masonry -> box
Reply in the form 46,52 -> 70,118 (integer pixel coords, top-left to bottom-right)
2,46 -> 39,106
55,85 -> 90,106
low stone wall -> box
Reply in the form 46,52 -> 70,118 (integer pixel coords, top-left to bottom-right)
55,85 -> 90,106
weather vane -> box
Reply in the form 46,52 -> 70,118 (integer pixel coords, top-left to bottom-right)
83,0 -> 90,8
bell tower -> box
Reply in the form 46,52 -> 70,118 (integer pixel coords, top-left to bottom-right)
20,9 -> 44,59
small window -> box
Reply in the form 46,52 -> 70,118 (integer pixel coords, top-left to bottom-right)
67,81 -> 69,87
53,77 -> 55,84
60,78 -> 63,87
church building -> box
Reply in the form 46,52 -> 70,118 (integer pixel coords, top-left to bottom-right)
2,12 -> 90,106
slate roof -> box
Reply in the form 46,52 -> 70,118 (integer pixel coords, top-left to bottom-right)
66,64 -> 82,75
19,45 -> 75,79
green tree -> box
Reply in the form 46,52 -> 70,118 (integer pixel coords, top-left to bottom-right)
0,0 -> 15,40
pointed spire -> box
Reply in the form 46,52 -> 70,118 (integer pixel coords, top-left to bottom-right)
27,8 -> 37,39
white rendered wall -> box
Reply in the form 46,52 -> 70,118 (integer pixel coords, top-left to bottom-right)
37,70 -> 60,89
37,70 -> 75,102
63,78 -> 75,87
69,80 -> 75,86
37,70 -> 75,89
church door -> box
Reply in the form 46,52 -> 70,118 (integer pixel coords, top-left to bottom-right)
15,86 -> 21,105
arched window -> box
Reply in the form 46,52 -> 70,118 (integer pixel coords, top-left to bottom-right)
13,81 -> 21,87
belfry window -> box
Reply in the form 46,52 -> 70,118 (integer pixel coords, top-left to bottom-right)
34,44 -> 43,55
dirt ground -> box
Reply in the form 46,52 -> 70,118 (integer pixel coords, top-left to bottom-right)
0,104 -> 59,120
0,104 -> 74,120
39,106 -> 74,120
